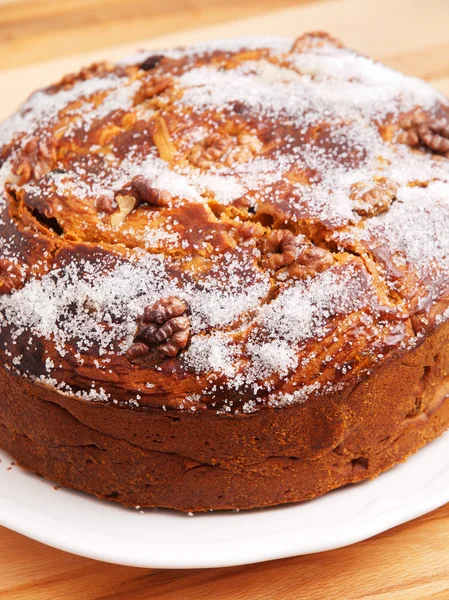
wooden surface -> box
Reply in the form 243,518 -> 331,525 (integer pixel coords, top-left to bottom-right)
0,0 -> 313,70
2,0 -> 449,598
3,504 -> 449,600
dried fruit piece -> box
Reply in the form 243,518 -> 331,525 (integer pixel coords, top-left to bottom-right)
110,194 -> 136,227
130,175 -> 171,206
286,166 -> 317,185
127,297 -> 190,361
139,54 -> 164,71
263,230 -> 296,270
417,118 -> 449,154
121,112 -> 137,129
351,179 -> 397,217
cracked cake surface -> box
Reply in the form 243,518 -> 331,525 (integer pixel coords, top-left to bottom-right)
2,33 -> 449,511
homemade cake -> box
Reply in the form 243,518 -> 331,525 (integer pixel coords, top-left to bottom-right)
1,33 -> 449,511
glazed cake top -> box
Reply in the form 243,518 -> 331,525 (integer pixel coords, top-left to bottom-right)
1,32 -> 449,413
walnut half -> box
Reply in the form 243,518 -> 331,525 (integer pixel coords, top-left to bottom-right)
189,132 -> 262,169
417,118 -> 449,154
351,179 -> 397,217
126,296 -> 190,361
263,230 -> 296,270
397,113 -> 449,154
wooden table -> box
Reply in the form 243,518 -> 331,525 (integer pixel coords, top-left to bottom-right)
2,0 -> 449,597
2,506 -> 449,600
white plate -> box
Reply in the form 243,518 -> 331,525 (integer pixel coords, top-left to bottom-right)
1,431 -> 449,569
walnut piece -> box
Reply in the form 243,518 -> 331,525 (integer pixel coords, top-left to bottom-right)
397,112 -> 429,146
142,296 -> 186,324
417,118 -> 449,154
97,196 -> 115,214
293,246 -> 334,278
110,194 -> 136,227
224,134 -> 262,166
126,296 -> 190,361
125,342 -> 151,361
351,179 -> 397,217
397,113 -> 449,154
189,133 -> 232,168
12,136 -> 57,184
130,175 -> 171,206
109,176 -> 171,223
237,220 -> 266,240
189,132 -> 261,169
142,76 -> 172,99
263,230 -> 296,270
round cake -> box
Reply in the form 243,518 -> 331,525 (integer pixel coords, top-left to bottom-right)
1,32 -> 449,511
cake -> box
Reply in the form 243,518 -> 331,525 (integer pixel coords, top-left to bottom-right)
1,32 -> 449,512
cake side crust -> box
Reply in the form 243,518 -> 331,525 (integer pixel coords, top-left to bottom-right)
1,317 -> 448,511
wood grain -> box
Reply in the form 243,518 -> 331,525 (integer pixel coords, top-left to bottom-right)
0,0 -> 313,70
2,0 -> 449,598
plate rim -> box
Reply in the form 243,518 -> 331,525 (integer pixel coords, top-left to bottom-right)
1,432 -> 449,569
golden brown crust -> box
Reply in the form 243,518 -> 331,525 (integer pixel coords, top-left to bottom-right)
1,33 -> 449,510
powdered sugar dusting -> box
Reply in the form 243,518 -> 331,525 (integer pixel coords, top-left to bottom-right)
179,55 -> 441,123
0,76 -> 121,147
0,250 -> 270,355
